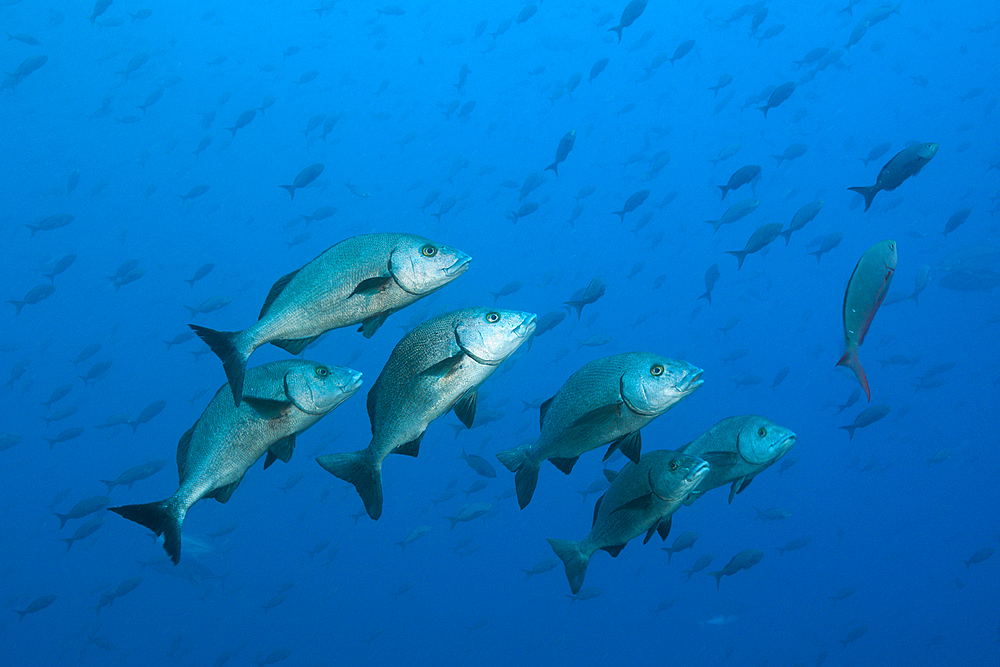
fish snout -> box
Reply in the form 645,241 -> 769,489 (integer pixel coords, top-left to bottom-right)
513,313 -> 537,338
687,458 -> 711,483
682,367 -> 705,392
341,370 -> 364,394
444,253 -> 472,277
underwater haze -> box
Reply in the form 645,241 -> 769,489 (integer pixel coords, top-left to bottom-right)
2,1 -> 999,665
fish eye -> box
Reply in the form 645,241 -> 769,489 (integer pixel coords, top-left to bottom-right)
668,460 -> 679,471
486,311 -> 500,323
757,426 -> 767,437
316,366 -> 329,377
650,364 -> 664,376
421,245 -> 437,257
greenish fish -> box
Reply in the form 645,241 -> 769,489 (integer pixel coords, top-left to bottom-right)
837,240 -> 897,400
497,352 -> 704,509
111,360 -> 362,563
317,308 -> 536,520
191,233 -> 470,406
548,449 -> 710,594
679,415 -> 796,504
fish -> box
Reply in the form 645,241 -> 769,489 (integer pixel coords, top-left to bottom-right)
661,531 -> 697,563
547,449 -> 710,594
564,277 -> 606,318
459,447 -> 497,478
588,57 -> 609,82
754,506 -> 792,522
861,142 -> 892,167
101,460 -> 166,493
758,82 -> 795,118
53,495 -> 109,528
682,554 -> 714,580
725,222 -> 783,269
717,165 -> 761,200
43,254 -> 77,282
608,0 -> 648,43
395,525 -> 431,552
699,264 -> 721,304
942,208 -> 972,236
489,280 -> 525,302
14,594 -> 57,620
848,143 -> 939,211
772,142 -> 808,166
534,311 -> 566,337
185,263 -> 215,288
191,233 -> 470,406
497,353 -> 704,509
510,202 -> 539,223
839,405 -> 891,439
522,557 -> 560,579
25,213 -> 73,237
939,269 -> 1000,291
704,199 -> 760,234
110,360 -> 362,563
708,549 -> 764,589
8,284 -> 56,314
444,502 -> 492,529
680,415 -> 796,505
317,308 -> 536,520
226,109 -> 256,137
612,189 -> 650,222
545,130 -> 576,176
279,164 -> 324,200
779,201 -> 823,245
837,240 -> 897,400
808,232 -> 844,263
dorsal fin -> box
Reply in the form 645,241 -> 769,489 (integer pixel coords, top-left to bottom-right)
601,543 -> 625,557
259,269 -> 300,320
366,382 -> 378,428
392,434 -> 422,457
549,456 -> 579,475
539,396 -> 555,428
592,493 -> 605,526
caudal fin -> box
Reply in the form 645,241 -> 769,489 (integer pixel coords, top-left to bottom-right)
725,249 -> 749,270
704,219 -> 722,234
839,424 -> 858,440
109,499 -> 184,564
496,447 -> 539,509
279,184 -> 296,200
547,538 -> 590,595
545,162 -> 559,176
189,324 -> 249,406
717,185 -> 729,200
608,25 -> 623,43
707,569 -> 725,589
100,479 -> 116,494
317,449 -> 383,520
778,228 -> 793,245
836,347 -> 871,401
698,289 -> 712,305
847,185 -> 879,212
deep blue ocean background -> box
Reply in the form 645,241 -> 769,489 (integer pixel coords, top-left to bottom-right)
2,1 -> 998,665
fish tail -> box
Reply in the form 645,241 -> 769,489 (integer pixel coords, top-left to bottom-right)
847,185 -> 878,211
279,184 -> 296,200
316,448 -> 383,520
53,512 -> 70,529
704,219 -> 720,234
496,447 -> 539,509
608,25 -> 623,43
547,538 -> 590,595
612,210 -> 626,222
759,106 -> 769,119
717,185 -> 729,200
839,424 -> 858,440
444,515 -> 461,530
725,249 -> 748,270
545,162 -> 558,176
563,300 -> 585,319
521,569 -> 534,580
808,249 -> 823,264
100,480 -> 116,494
836,348 -> 871,401
188,325 -> 249,406
8,300 -> 25,315
908,290 -> 919,306
779,228 -> 793,245
708,569 -> 724,590
59,536 -> 75,551
664,548 -> 675,564
771,155 -> 783,166
226,126 -> 237,137
682,569 -> 694,581
698,289 -> 712,305
110,498 -> 185,564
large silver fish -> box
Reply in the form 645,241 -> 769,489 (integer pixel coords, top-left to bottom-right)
111,360 -> 362,563
191,233 -> 470,406
317,307 -> 536,520
548,449 -> 710,594
679,415 -> 796,505
497,352 -> 704,509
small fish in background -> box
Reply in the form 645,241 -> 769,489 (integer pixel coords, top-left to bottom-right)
848,143 -> 939,211
612,189 -> 650,222
279,164 -> 324,200
837,240 -> 897,400
717,165 -> 761,200
839,405 -> 891,440
545,130 -> 576,176
564,277 -> 606,319
608,0 -> 648,43
707,549 -> 764,589
699,264 -> 721,304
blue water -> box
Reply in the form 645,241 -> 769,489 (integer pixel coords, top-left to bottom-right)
2,1 -> 998,665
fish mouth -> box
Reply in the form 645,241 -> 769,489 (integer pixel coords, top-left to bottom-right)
444,255 -> 472,277
343,370 -> 364,394
682,369 -> 705,393
773,433 -> 796,454
686,459 -> 711,483
513,314 -> 537,338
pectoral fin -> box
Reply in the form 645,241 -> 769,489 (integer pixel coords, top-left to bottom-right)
420,352 -> 465,378
359,311 -> 390,338
264,435 -> 296,469
259,269 -> 300,319
614,493 -> 653,513
728,475 -> 754,504
243,396 -> 292,420
657,516 -> 672,541
699,451 -> 739,472
452,389 -> 477,429
570,402 -> 622,429
604,430 -> 641,463
350,276 -> 392,297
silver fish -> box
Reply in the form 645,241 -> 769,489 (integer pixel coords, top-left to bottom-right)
111,360 -> 362,563
680,415 -> 796,504
191,233 -> 470,406
548,449 -> 710,593
317,307 -> 536,520
497,352 -> 704,509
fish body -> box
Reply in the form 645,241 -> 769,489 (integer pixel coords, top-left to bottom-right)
680,415 -> 796,505
839,404 -> 890,439
759,82 -> 795,118
317,308 -> 536,520
497,353 -> 704,509
191,233 -> 470,406
280,164 -> 324,200
564,277 -> 606,318
708,549 -> 763,588
608,0 -> 648,43
779,201 -> 823,244
699,263 -> 721,303
848,143 -> 938,211
704,199 -> 759,234
837,240 -> 897,400
726,222 -> 783,269
111,360 -> 362,563
717,165 -> 761,200
546,130 -> 576,176
612,189 -> 650,221
548,449 -> 710,593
